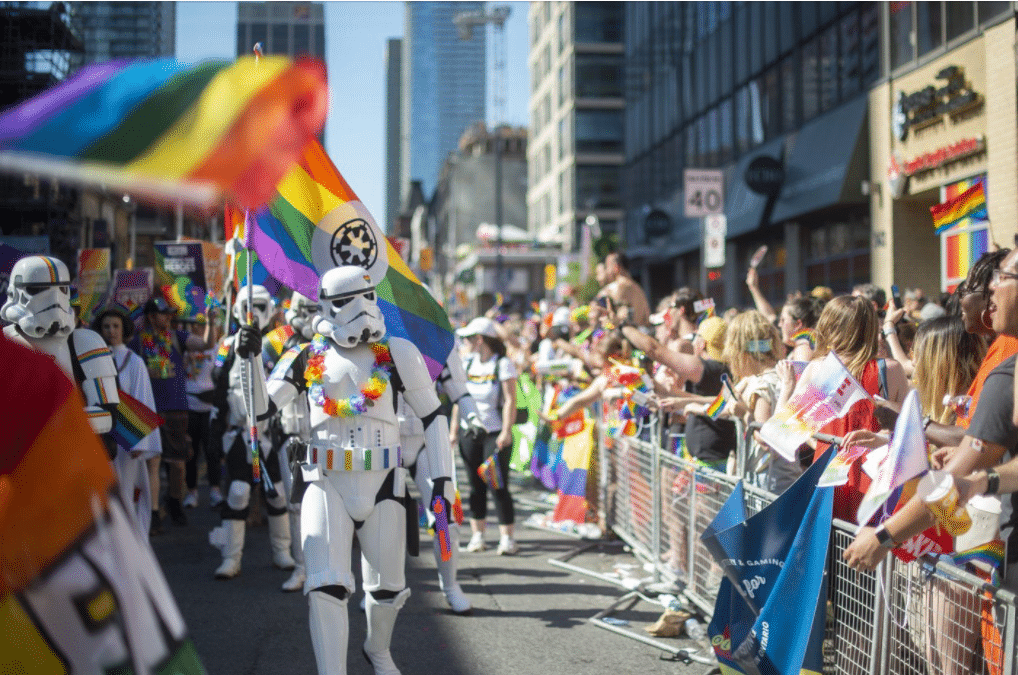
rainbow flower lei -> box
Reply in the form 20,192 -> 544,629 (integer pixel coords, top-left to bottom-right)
140,329 -> 174,378
304,334 -> 393,418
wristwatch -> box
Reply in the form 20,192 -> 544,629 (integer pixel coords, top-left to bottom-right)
985,470 -> 1001,496
874,523 -> 897,549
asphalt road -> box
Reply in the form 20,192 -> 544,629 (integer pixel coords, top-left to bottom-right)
152,480 -> 713,675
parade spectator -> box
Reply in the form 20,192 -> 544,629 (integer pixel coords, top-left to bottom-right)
455,317 -> 520,555
184,316 -> 223,509
598,251 -> 651,327
745,266 -> 777,325
844,247 -> 1018,586
93,303 -> 161,538
777,295 -> 824,362
130,297 -> 215,533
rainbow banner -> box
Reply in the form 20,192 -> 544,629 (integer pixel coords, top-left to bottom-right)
0,337 -> 205,674
75,248 -> 111,325
552,419 -> 595,524
234,140 -> 454,379
0,56 -> 327,210
154,242 -> 206,321
951,539 -> 1006,587
111,390 -> 164,451
931,182 -> 987,235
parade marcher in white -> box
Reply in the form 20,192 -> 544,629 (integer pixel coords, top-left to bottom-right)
274,291 -> 319,593
208,284 -> 295,579
2,255 -> 120,451
248,266 -> 455,675
93,303 -> 163,538
398,350 -> 476,614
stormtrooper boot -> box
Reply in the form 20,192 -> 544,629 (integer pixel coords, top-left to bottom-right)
363,588 -> 410,675
437,524 -> 471,614
309,590 -> 349,675
268,513 -> 296,570
213,519 -> 245,579
281,510 -> 306,593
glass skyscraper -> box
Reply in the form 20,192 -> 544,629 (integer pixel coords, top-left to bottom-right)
401,1 -> 486,199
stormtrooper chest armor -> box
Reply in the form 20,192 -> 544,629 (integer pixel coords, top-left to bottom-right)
308,342 -> 401,450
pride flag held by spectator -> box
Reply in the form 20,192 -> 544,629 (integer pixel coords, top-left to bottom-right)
855,389 -> 930,527
231,140 -> 454,380
552,419 -> 595,524
0,56 -> 327,210
758,353 -> 872,462
0,338 -> 205,674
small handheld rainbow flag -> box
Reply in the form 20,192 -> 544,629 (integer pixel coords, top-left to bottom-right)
705,388 -> 730,420
477,453 -> 504,490
791,328 -> 816,350
110,390 -> 164,450
951,539 -> 1005,587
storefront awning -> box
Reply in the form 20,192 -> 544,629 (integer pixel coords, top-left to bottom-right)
770,95 -> 869,223
725,136 -> 787,238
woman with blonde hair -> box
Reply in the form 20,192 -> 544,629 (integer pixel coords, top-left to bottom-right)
722,310 -> 802,493
911,316 -> 986,426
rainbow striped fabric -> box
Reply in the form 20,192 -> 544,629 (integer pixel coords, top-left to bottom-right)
111,390 -> 164,450
705,388 -> 730,420
0,56 -> 327,210
231,140 -> 454,379
477,454 -> 505,490
791,328 -> 816,350
931,182 -> 987,235
951,539 -> 1005,587
0,338 -> 205,674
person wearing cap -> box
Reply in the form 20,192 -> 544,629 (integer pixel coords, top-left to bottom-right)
130,296 -> 216,533
93,303 -> 162,539
455,317 -> 520,555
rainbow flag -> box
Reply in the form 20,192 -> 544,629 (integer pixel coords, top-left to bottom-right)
791,328 -> 816,350
235,140 -> 454,379
951,539 -> 1006,587
0,338 -> 205,674
264,324 -> 296,365
552,419 -> 595,524
931,182 -> 987,235
0,56 -> 327,210
110,390 -> 164,451
705,389 -> 729,420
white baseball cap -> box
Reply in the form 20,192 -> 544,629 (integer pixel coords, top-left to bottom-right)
456,317 -> 499,338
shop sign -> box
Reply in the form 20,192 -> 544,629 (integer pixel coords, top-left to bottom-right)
744,156 -> 784,196
644,209 -> 671,238
903,136 -> 985,177
894,65 -> 982,141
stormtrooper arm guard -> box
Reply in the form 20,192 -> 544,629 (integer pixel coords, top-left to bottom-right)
391,338 -> 454,504
70,329 -> 120,435
440,350 -> 482,434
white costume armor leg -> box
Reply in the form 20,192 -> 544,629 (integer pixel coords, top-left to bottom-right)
363,587 -> 410,675
279,442 -> 306,591
213,481 -> 250,579
268,512 -> 296,570
309,590 -> 349,675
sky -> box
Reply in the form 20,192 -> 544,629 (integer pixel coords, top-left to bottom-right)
176,1 -> 531,231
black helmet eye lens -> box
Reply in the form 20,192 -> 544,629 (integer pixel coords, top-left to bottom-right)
364,291 -> 375,301
332,297 -> 353,309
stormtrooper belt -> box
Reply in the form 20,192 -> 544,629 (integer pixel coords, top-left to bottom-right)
306,444 -> 403,473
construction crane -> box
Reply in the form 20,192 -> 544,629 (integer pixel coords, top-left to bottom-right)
454,5 -> 511,294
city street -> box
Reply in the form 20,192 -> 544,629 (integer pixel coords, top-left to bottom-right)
153,480 -> 711,675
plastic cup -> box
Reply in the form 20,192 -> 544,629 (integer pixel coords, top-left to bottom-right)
917,470 -> 972,536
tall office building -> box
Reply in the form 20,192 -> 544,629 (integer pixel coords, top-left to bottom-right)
68,2 -> 175,64
401,1 -> 486,199
528,2 -> 625,252
384,38 -> 402,233
236,2 -> 325,59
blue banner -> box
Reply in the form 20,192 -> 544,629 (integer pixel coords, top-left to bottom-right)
703,449 -> 834,675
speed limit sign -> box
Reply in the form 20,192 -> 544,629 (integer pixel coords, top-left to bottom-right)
684,169 -> 724,218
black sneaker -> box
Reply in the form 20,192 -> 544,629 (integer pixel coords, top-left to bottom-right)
150,511 -> 164,536
166,498 -> 188,526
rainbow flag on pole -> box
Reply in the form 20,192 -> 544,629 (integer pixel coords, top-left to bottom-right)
110,390 -> 164,451
0,56 -> 327,210
231,140 -> 455,379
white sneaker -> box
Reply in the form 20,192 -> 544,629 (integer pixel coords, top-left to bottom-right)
496,537 -> 519,556
182,491 -> 198,509
465,532 -> 486,553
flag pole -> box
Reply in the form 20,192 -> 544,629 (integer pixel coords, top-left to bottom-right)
245,41 -> 264,484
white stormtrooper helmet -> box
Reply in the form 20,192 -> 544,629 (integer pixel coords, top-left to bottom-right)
314,266 -> 386,348
1,255 -> 74,338
232,284 -> 274,331
285,291 -> 321,341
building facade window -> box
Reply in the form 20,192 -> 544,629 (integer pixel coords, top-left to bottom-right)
576,110 -> 623,154
575,54 -> 622,98
575,2 -> 622,43
576,165 -> 621,209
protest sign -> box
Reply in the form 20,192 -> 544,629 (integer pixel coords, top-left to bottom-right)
76,248 -> 111,324
154,242 -> 206,321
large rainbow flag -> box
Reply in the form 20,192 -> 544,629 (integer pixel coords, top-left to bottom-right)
229,140 -> 455,379
0,338 -> 205,674
931,181 -> 987,234
0,56 -> 327,210
552,419 -> 595,524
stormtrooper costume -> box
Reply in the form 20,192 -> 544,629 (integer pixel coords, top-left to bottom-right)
208,285 -> 295,579
274,291 -> 319,593
398,351 -> 477,614
249,266 -> 454,675
1,256 -> 119,449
